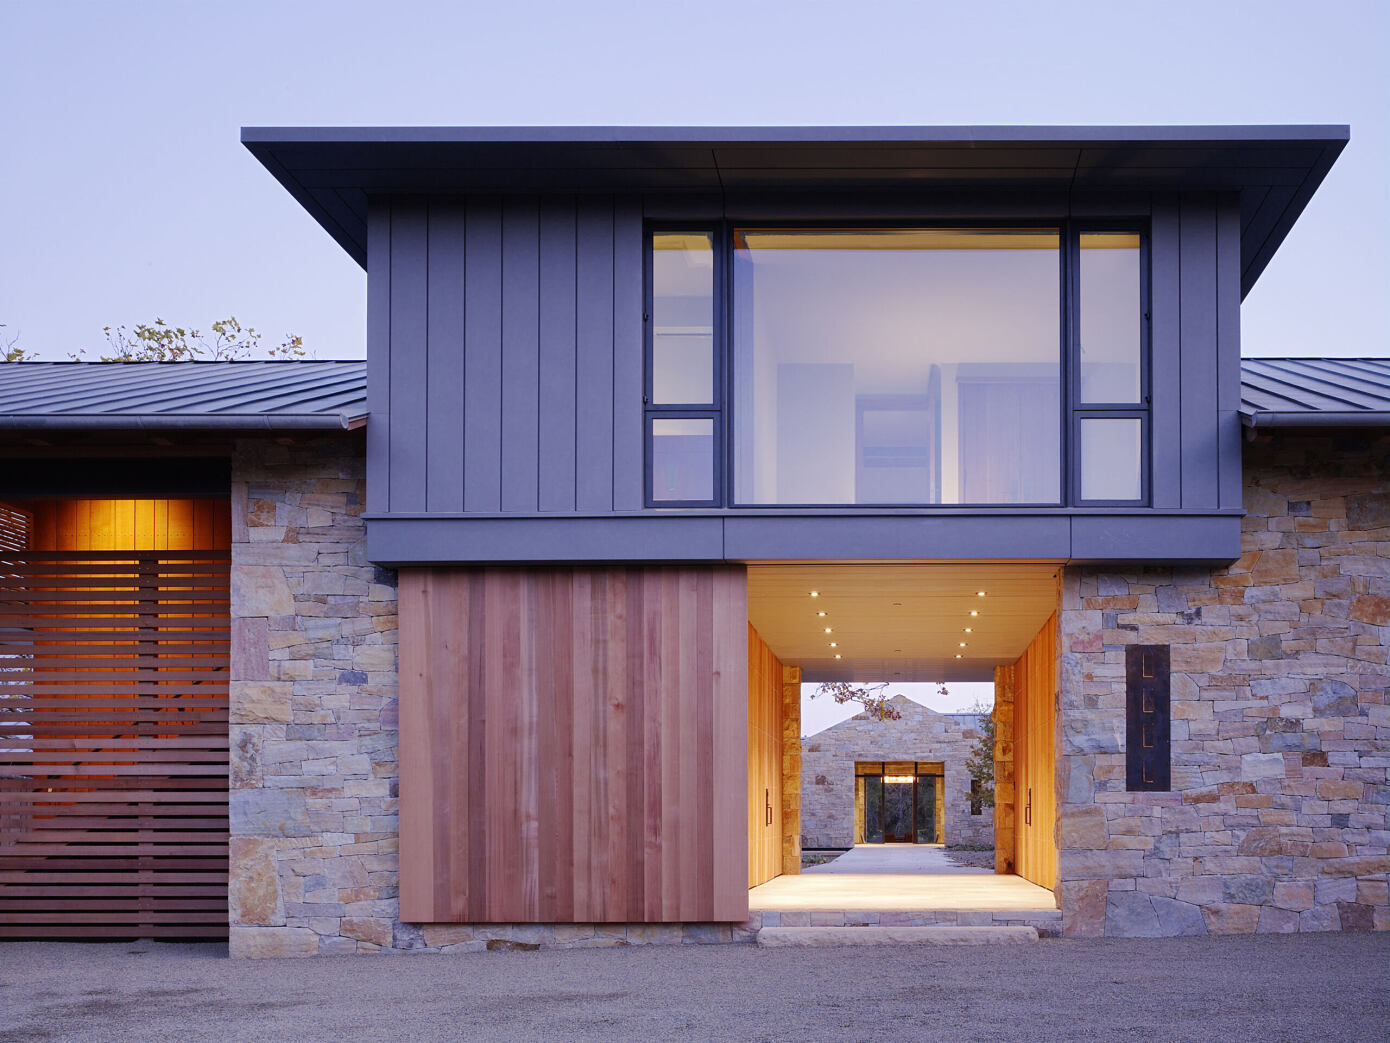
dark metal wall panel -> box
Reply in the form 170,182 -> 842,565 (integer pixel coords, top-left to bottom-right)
366,206 -> 392,515
722,516 -> 1072,562
1178,195 -> 1219,509
1070,514 -> 1241,562
1148,196 -> 1182,510
500,199 -> 541,513
389,201 -> 430,513
463,200 -> 504,513
538,199 -> 579,512
1216,197 -> 1244,511
575,199 -> 616,512
610,199 -> 645,512
426,202 -> 466,513
368,516 -> 725,564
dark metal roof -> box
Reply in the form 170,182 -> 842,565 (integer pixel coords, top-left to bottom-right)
0,361 -> 368,431
2,356 -> 1381,433
1240,358 -> 1390,428
242,124 -> 1348,297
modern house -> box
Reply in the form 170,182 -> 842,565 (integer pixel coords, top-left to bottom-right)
0,126 -> 1385,952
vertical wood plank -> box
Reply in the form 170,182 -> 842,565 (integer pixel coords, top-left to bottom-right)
574,198 -> 615,512
501,197 -> 541,513
426,202 -> 467,513
389,200 -> 430,513
396,570 -> 434,921
464,199 -> 504,513
538,198 -> 579,512
366,201 -> 392,515
1179,194 -> 1219,509
611,198 -> 645,511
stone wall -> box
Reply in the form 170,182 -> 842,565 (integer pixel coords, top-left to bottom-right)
801,696 -> 993,850
227,437 -> 760,954
1056,429 -> 1389,937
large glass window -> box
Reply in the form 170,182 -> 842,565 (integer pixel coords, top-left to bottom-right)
731,229 -> 1061,506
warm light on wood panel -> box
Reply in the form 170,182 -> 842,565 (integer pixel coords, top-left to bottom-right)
747,624 -> 783,889
1012,613 -> 1058,892
22,498 -> 231,551
399,566 -> 749,924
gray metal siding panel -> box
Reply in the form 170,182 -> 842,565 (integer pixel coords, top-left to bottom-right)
1216,198 -> 1243,510
1149,196 -> 1182,509
463,199 -> 503,512
722,516 -> 1072,561
610,198 -> 645,511
538,198 -> 578,512
426,201 -> 467,513
388,201 -> 429,512
1070,515 -> 1241,563
501,198 -> 541,512
1178,195 -> 1219,509
366,516 -> 725,564
574,199 -> 615,512
366,204 -> 392,514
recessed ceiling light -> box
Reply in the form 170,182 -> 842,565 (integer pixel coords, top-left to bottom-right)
977,591 -> 986,597
835,654 -> 842,659
955,654 -> 962,659
829,642 -> 837,648
959,642 -> 967,647
810,591 -> 819,597
964,628 -> 973,633
970,610 -> 979,617
892,602 -> 902,607
824,627 -> 832,633
817,611 -> 826,617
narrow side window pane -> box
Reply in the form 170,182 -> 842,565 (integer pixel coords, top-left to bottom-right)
1080,417 -> 1142,501
1079,233 -> 1142,404
652,232 -> 714,405
650,417 -> 714,502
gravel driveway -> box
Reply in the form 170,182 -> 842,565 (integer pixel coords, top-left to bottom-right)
1,933 -> 1385,1042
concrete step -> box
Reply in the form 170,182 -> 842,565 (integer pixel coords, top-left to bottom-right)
757,925 -> 1039,948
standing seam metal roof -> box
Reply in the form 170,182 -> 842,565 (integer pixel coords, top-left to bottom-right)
0,357 -> 1384,430
0,361 -> 367,430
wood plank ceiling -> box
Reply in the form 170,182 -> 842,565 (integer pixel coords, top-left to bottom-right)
747,563 -> 1061,683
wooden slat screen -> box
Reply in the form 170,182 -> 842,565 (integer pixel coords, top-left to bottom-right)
0,551 -> 229,939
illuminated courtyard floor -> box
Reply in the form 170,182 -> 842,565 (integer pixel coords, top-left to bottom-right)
748,844 -> 1058,913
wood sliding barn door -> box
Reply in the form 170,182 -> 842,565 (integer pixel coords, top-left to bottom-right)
399,566 -> 748,924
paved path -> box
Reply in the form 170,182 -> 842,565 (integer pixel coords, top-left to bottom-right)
805,843 -> 990,875
1,934 -> 1385,1042
2,940 -> 1378,1043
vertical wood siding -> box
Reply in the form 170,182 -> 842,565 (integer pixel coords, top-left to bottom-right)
1012,612 -> 1058,892
747,624 -> 783,888
398,565 -> 748,924
371,195 -> 643,518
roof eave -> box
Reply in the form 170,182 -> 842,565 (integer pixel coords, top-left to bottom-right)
1241,411 -> 1390,429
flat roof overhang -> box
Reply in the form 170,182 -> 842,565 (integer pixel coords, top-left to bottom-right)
242,124 -> 1348,298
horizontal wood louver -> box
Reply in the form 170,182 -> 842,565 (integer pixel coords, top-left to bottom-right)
0,551 -> 230,939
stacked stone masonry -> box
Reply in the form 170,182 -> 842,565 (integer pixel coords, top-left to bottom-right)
800,697 -> 994,850
1056,430 -> 1389,937
228,429 -> 1386,954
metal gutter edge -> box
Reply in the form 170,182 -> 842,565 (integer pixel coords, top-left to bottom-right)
0,414 -> 367,432
1241,411 -> 1390,429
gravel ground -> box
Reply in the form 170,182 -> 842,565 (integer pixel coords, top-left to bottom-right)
0,933 -> 1386,1043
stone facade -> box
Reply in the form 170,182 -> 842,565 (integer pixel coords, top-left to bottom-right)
1055,429 -> 1389,937
801,696 -> 993,850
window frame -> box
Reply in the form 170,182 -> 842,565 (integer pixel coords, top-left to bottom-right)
642,219 -> 1152,511
1067,223 -> 1152,507
643,224 -> 725,508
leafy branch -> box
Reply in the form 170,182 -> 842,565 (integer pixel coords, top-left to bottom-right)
73,317 -> 306,362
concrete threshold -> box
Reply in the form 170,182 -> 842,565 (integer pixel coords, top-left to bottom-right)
756,925 -> 1039,948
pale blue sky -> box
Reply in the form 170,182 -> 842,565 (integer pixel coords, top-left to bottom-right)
2,0 -> 1385,362
3,1 -> 1385,722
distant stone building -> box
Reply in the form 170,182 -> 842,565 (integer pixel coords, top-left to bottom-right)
801,696 -> 993,850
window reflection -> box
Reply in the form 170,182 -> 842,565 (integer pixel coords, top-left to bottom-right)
1079,233 -> 1142,404
1080,417 -> 1142,501
732,229 -> 1061,505
652,233 -> 714,405
650,418 -> 714,503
